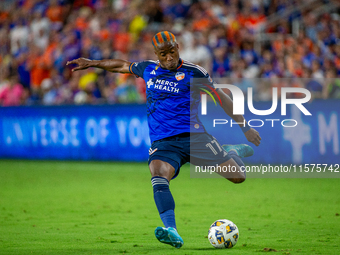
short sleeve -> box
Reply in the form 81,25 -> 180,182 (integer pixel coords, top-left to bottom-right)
192,65 -> 216,90
129,61 -> 152,79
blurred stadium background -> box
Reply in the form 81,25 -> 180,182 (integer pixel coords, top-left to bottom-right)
0,0 -> 339,163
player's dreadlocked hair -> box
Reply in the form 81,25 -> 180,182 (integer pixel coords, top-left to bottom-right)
152,31 -> 176,48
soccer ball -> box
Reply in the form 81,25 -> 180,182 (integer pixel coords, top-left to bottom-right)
208,219 -> 239,248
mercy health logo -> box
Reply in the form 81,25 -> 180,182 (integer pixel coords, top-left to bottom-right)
147,79 -> 180,93
200,84 -> 312,128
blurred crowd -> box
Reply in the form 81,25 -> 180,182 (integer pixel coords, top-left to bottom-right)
0,0 -> 340,107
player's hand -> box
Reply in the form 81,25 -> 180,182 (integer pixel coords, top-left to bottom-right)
66,58 -> 92,72
244,128 -> 261,146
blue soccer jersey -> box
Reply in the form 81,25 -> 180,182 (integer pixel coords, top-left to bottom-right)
129,58 -> 215,143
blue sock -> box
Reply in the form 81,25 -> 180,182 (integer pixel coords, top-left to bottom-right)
228,151 -> 246,177
151,176 -> 177,229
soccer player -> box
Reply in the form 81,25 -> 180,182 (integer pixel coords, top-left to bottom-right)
67,31 -> 261,249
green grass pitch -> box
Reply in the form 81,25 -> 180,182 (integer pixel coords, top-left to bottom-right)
0,160 -> 339,254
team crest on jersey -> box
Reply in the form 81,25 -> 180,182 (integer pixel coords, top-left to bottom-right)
175,72 -> 185,81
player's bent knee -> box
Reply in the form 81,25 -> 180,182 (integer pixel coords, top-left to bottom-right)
149,159 -> 176,181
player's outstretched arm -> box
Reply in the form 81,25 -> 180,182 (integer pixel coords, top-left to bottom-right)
216,89 -> 262,146
66,58 -> 131,73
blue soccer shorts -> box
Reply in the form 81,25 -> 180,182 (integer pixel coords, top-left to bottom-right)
148,132 -> 231,179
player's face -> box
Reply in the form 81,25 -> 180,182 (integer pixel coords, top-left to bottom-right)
154,42 -> 180,71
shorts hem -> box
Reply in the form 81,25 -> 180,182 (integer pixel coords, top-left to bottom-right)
216,154 -> 232,165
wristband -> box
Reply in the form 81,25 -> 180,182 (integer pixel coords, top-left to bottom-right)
241,122 -> 251,133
